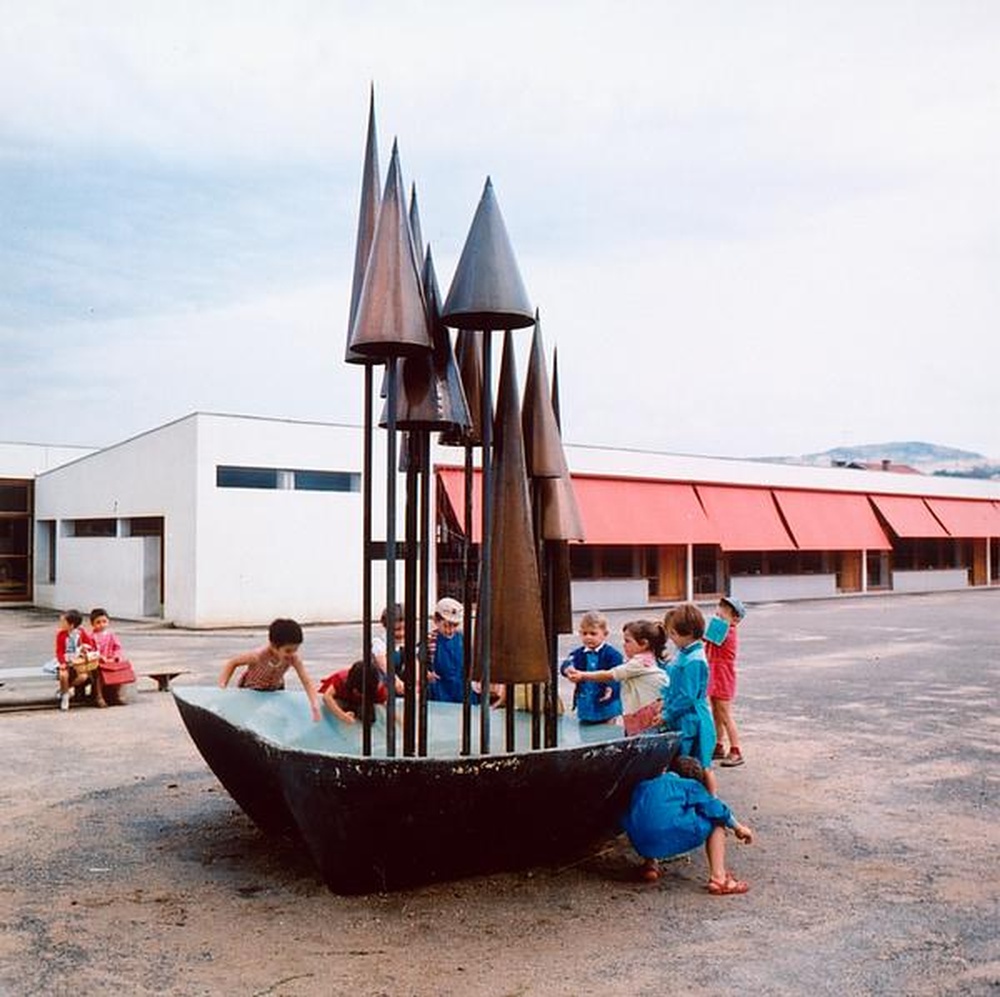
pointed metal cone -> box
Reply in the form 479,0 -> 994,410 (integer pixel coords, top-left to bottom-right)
540,470 -> 585,541
347,140 -> 433,359
551,347 -> 562,429
408,183 -> 424,266
345,85 -> 382,365
441,178 -> 534,331
476,331 -> 549,685
545,538 -> 574,635
522,312 -> 566,479
398,429 -> 425,473
439,330 -> 483,446
379,246 -> 472,432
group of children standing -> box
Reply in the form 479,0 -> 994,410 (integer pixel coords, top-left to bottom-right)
52,608 -> 136,711
562,598 -> 753,894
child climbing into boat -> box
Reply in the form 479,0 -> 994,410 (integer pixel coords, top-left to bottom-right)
219,617 -> 321,721
426,597 -> 466,703
566,619 -> 667,735
559,610 -> 623,724
661,604 -> 716,768
89,607 -> 136,706
705,596 -> 747,767
622,754 -> 754,893
319,658 -> 385,724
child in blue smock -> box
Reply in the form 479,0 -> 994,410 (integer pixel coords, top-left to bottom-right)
559,610 -> 623,723
426,597 -> 466,703
661,603 -> 717,768
623,755 -> 754,894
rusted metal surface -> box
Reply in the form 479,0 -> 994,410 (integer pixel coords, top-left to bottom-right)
439,330 -> 484,446
441,178 -> 535,331
347,141 -> 432,358
345,85 -> 381,365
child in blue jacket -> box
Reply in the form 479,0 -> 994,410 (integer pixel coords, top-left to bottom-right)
559,610 -> 623,723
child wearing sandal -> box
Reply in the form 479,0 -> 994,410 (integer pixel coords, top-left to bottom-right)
706,596 -> 747,767
662,603 -> 716,768
622,754 -> 754,894
55,609 -> 99,711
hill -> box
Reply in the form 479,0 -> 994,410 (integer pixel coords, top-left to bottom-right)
759,441 -> 1000,479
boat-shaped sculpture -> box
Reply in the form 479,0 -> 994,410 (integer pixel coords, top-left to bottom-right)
174,687 -> 678,894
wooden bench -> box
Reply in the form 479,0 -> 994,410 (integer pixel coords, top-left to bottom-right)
143,670 -> 191,692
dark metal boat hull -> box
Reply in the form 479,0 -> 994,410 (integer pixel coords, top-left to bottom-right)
174,687 -> 677,894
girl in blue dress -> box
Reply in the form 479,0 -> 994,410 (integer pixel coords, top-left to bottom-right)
623,755 -> 754,893
661,603 -> 717,768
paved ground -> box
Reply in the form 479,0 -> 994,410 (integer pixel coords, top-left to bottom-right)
0,592 -> 998,996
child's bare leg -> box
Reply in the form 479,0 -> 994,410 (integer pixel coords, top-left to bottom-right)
717,699 -> 739,751
710,698 -> 727,755
58,668 -> 70,694
94,672 -> 108,707
705,826 -> 728,882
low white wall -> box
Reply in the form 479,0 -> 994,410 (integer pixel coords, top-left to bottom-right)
892,568 -> 968,593
570,578 -> 649,610
46,536 -> 150,619
731,573 -> 838,602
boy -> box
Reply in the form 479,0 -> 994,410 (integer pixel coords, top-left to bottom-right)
560,610 -> 623,723
219,617 -> 321,721
706,596 -> 747,767
426,597 -> 465,703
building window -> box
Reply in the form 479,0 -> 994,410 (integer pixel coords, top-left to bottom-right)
217,466 -> 279,489
69,519 -> 118,538
216,465 -> 360,492
0,484 -> 30,513
36,520 -> 56,583
125,517 -> 164,537
294,470 -> 359,493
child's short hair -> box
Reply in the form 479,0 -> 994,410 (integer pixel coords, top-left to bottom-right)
623,619 -> 668,659
670,754 -> 707,786
344,659 -> 381,724
579,610 -> 609,632
89,607 -> 109,623
268,618 -> 303,647
665,603 -> 705,640
379,603 -> 404,628
63,609 -> 83,628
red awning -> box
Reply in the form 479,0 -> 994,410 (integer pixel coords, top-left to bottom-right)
773,490 -> 892,551
694,485 -> 796,551
923,498 -> 1000,538
571,477 -> 717,545
436,468 -> 718,545
869,495 -> 950,538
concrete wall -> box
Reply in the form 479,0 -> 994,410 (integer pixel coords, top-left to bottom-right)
892,568 -> 969,593
731,573 -> 838,602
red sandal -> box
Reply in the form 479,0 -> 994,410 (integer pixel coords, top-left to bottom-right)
707,873 -> 749,895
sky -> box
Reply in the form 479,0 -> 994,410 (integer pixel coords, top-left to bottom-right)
2,1 -> 998,460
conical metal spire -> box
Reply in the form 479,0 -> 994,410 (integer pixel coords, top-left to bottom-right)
409,183 -> 424,265
522,312 -> 566,479
438,331 -> 484,447
347,140 -> 433,359
380,246 -> 472,432
345,85 -> 382,365
442,178 -> 534,331
478,331 -> 550,684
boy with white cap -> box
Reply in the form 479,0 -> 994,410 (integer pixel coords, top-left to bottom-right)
426,597 -> 466,703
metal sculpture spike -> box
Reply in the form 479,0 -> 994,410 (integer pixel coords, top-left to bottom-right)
441,178 -> 535,331
345,85 -> 381,365
439,331 -> 483,446
522,312 -> 567,479
380,246 -> 472,432
477,331 -> 550,684
409,183 -> 424,265
347,140 -> 433,358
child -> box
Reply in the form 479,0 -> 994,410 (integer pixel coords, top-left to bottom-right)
623,754 -> 754,893
219,617 -> 321,721
426,597 -> 466,703
89,608 -> 136,707
706,596 -> 747,767
566,619 -> 667,733
55,609 -> 99,711
372,604 -> 406,694
319,658 -> 385,724
559,610 -> 623,724
661,603 -> 716,768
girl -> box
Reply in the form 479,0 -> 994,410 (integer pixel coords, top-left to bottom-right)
55,609 -> 99,711
89,607 -> 136,706
706,596 -> 747,766
662,604 -> 716,768
623,754 -> 754,893
566,619 -> 667,734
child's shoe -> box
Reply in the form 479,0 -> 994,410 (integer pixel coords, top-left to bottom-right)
712,744 -> 727,760
59,692 -> 70,711
639,859 -> 660,882
720,747 -> 744,767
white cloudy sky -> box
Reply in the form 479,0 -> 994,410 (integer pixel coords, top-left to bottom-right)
2,1 -> 998,459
